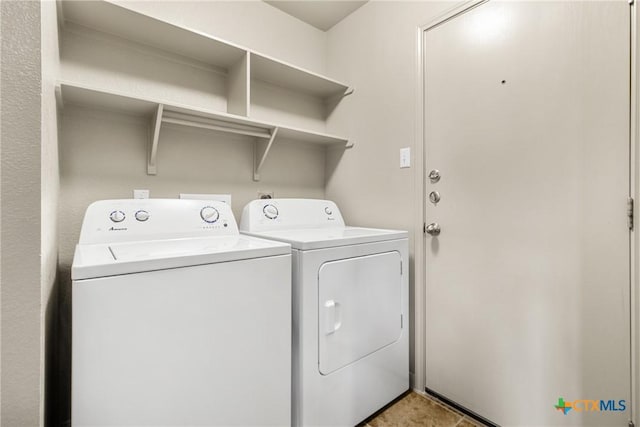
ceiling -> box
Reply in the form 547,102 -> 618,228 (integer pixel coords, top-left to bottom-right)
264,1 -> 368,31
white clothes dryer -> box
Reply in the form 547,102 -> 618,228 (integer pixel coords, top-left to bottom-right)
240,198 -> 409,427
72,199 -> 291,426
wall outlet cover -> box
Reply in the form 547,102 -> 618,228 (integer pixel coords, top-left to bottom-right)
133,189 -> 150,199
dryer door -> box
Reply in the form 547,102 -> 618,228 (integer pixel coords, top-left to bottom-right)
318,251 -> 402,375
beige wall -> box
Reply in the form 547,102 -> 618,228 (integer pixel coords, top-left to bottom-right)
325,1 -> 460,386
58,110 -> 327,268
1,1 -> 43,425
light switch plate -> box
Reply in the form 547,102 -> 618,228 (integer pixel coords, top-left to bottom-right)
400,147 -> 411,168
133,189 -> 150,199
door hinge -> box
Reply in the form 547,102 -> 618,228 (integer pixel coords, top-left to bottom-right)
423,222 -> 426,234
401,314 -> 404,328
628,420 -> 635,427
400,260 -> 403,275
628,197 -> 634,230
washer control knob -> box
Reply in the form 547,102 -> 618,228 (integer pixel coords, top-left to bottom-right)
200,206 -> 219,223
263,204 -> 279,220
109,210 -> 125,223
135,210 -> 150,222
324,206 -> 333,215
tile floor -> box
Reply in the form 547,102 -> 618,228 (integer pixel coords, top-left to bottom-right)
360,391 -> 488,427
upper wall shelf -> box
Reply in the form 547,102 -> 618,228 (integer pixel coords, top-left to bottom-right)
56,82 -> 352,180
59,1 -> 352,100
250,53 -> 349,98
58,1 -> 353,181
60,0 -> 247,70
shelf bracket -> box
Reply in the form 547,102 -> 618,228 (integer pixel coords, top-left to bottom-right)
325,87 -> 354,114
148,103 -> 164,175
253,127 -> 279,181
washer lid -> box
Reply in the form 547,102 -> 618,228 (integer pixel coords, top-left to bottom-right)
72,235 -> 290,280
242,226 -> 407,250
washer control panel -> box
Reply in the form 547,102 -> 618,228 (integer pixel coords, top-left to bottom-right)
240,199 -> 345,232
79,199 -> 237,245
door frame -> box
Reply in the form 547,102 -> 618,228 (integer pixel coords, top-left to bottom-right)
631,2 -> 638,424
412,2 -> 639,424
412,0 -> 487,393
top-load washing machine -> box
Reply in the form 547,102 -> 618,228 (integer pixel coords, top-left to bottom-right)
240,198 -> 409,427
72,199 -> 291,426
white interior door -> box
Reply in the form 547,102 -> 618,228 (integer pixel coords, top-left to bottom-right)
424,2 -> 631,426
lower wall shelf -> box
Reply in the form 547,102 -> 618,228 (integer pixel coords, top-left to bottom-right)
56,82 -> 353,180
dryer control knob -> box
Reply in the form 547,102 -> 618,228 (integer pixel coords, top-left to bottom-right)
200,206 -> 219,223
109,210 -> 125,223
263,204 -> 279,220
135,210 -> 150,222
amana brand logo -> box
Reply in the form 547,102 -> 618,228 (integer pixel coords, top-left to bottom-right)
108,226 -> 128,231
554,397 -> 626,415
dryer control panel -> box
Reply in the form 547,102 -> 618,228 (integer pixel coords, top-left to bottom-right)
240,199 -> 345,232
79,199 -> 238,244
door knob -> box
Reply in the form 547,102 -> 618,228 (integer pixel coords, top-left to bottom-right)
425,222 -> 441,236
428,169 -> 441,183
